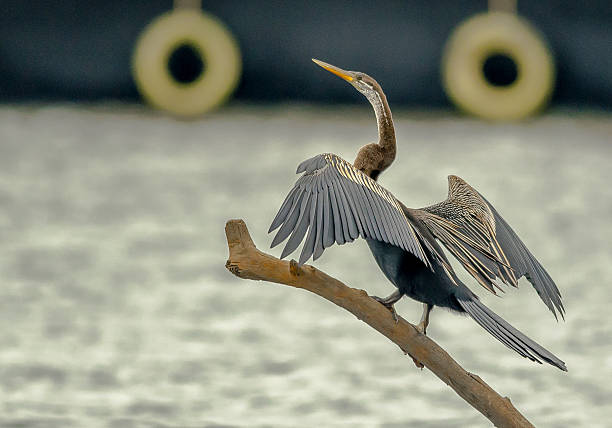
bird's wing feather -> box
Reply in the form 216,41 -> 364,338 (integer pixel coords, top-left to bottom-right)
415,175 -> 564,318
269,153 -> 444,267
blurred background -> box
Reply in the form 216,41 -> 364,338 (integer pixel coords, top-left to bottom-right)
1,1 -> 611,427
2,0 -> 612,109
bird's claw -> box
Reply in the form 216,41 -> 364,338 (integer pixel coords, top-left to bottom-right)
403,350 -> 425,369
411,354 -> 425,369
390,308 -> 399,323
415,321 -> 427,335
371,295 -> 399,323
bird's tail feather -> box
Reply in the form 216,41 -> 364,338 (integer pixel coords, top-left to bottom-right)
456,295 -> 567,371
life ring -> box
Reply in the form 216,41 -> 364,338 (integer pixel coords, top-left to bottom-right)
132,9 -> 241,117
442,12 -> 555,120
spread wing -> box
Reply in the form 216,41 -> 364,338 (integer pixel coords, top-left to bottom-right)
416,175 -> 564,319
269,153 -> 443,267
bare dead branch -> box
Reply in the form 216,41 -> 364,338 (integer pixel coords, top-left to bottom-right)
225,219 -> 534,428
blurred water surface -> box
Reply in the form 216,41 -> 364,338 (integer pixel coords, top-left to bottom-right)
0,104 -> 611,427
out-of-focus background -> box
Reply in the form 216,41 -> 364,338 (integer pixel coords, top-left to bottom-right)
2,0 -> 612,109
1,1 -> 611,427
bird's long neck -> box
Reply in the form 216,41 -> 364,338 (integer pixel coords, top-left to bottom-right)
367,90 -> 396,169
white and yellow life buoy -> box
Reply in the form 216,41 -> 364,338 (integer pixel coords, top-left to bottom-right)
442,12 -> 555,120
132,8 -> 241,117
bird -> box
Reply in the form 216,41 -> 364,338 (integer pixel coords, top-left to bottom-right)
268,59 -> 566,371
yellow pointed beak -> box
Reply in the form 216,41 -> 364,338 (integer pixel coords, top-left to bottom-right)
312,58 -> 354,82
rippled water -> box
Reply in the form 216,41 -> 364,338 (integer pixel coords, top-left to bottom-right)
0,104 -> 611,427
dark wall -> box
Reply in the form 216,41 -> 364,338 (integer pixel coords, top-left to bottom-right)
1,0 -> 611,107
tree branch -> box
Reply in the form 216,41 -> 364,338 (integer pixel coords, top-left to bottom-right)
225,219 -> 534,428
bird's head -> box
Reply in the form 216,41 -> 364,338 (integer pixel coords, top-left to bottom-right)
312,58 -> 396,180
312,59 -> 382,103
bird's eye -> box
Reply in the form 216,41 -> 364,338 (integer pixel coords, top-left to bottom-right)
356,75 -> 362,81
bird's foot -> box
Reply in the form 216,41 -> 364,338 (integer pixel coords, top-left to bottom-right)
403,350 -> 425,369
371,295 -> 399,323
415,303 -> 432,336
415,321 -> 427,336
410,354 -> 425,369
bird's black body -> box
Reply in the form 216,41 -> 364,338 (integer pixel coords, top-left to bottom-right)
366,237 -> 565,369
268,59 -> 566,371
366,239 -> 461,311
